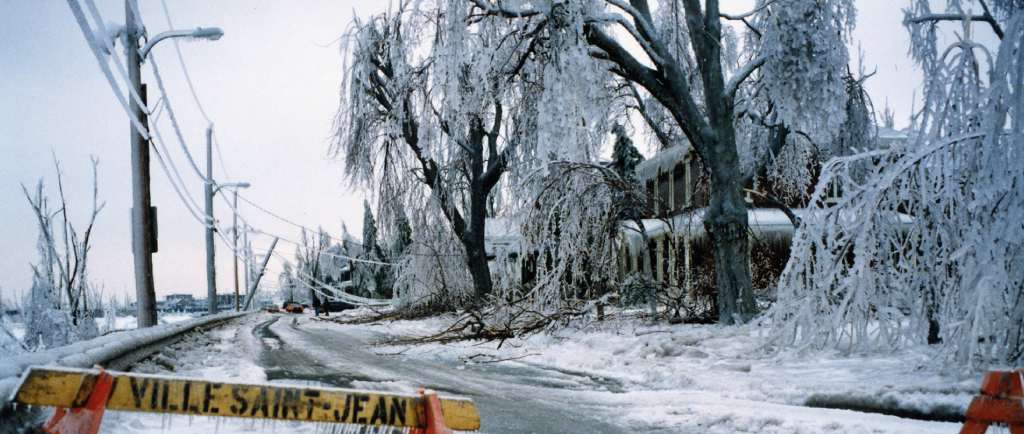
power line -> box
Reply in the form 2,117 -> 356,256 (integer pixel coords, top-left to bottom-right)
235,194 -> 310,233
232,193 -> 469,259
64,0 -> 150,140
271,250 -> 389,306
82,0 -> 146,111
158,0 -> 233,184
159,0 -> 212,125
149,55 -> 211,184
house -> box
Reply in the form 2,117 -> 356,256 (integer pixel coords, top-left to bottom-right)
620,126 -> 912,301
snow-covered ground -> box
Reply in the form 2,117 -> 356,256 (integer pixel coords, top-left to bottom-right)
10,309 -> 980,433
329,308 -> 975,433
2,313 -> 198,342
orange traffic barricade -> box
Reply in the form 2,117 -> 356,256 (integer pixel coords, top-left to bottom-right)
961,369 -> 1024,434
12,366 -> 479,434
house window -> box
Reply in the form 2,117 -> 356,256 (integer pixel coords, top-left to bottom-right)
825,179 -> 843,206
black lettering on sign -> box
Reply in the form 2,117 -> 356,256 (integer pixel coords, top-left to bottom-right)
230,386 -> 248,415
271,389 -> 282,419
250,387 -> 269,418
182,382 -> 192,412
150,380 -> 160,410
129,377 -> 150,408
280,389 -> 300,419
354,394 -> 369,424
304,390 -> 320,419
203,383 -> 221,414
339,394 -> 352,421
370,396 -> 387,424
389,397 -> 406,425
161,382 -> 169,410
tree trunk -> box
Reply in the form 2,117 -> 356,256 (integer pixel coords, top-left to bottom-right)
704,117 -> 758,325
465,233 -> 493,305
465,116 -> 494,305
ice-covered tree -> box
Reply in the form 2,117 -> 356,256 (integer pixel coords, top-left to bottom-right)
609,123 -> 645,181
333,1 -> 613,306
469,0 -> 855,324
766,3 -> 1024,367
356,200 -> 390,298
278,262 -> 298,303
519,161 -> 650,308
392,205 -> 475,312
20,157 -> 104,349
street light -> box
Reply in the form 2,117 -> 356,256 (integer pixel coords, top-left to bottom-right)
140,27 -> 223,59
207,179 -> 250,314
126,0 -> 222,327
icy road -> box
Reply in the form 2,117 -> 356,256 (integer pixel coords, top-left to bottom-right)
253,315 -> 630,433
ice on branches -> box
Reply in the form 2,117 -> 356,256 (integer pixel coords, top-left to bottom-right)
764,14 -> 1024,367
758,0 -> 852,143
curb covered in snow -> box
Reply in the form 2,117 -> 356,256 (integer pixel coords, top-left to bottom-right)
0,311 -> 251,412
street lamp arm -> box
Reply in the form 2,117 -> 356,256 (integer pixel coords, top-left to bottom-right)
213,182 -> 251,196
140,27 -> 224,59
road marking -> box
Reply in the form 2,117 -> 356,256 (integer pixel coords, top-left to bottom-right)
13,367 -> 480,430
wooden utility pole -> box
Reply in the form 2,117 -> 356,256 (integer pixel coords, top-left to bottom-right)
127,0 -> 158,327
205,126 -> 217,314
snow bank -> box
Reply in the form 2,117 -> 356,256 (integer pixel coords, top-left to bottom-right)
0,311 -> 250,412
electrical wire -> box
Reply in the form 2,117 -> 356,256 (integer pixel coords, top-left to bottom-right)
64,0 -> 150,140
159,0 -> 212,125
210,129 -> 233,184
82,0 -> 147,113
149,55 -> 212,184
271,250 -> 390,306
149,98 -> 212,227
158,0 -> 233,184
231,192 -> 469,259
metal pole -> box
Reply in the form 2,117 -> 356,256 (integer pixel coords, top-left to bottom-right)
243,225 -> 250,304
205,126 -> 217,314
233,190 -> 240,311
243,238 -> 278,310
128,0 -> 157,327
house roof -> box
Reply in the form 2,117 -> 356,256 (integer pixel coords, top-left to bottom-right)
635,143 -> 692,181
619,207 -> 915,254
875,126 -> 910,144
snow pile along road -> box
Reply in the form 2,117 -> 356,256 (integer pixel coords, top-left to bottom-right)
96,313 -> 272,434
0,311 -> 249,413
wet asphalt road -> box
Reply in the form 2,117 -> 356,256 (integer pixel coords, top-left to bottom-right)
252,315 -> 635,434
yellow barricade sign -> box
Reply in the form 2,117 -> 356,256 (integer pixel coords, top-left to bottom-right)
12,366 -> 480,431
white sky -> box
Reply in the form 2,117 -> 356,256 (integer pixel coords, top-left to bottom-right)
0,1 -> 1000,306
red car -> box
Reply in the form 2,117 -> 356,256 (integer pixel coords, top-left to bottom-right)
283,302 -> 304,313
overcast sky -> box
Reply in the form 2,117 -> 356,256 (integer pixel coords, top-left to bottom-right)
0,1 -> 998,306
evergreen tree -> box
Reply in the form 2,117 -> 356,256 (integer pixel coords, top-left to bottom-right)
391,209 -> 412,259
362,200 -> 379,259
609,123 -> 645,181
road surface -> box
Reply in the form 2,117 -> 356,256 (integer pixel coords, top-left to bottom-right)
253,315 -> 636,433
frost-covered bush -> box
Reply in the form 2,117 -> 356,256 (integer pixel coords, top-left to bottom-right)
516,162 -> 646,309
619,272 -> 658,308
765,15 -> 1024,367
392,210 -> 474,313
24,279 -> 98,350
